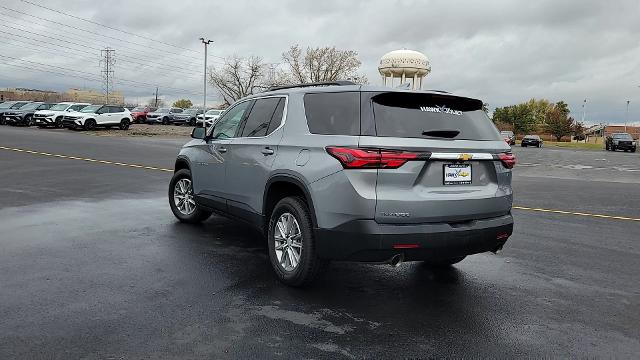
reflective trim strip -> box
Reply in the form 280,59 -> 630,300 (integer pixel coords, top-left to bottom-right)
429,152 -> 495,160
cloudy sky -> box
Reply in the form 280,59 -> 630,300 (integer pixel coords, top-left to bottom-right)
1,0 -> 639,124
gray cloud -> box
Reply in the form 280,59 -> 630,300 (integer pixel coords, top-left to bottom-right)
0,0 -> 638,124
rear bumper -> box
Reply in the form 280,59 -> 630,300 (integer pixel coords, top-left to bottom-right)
314,213 -> 513,261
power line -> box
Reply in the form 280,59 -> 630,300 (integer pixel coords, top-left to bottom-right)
0,54 -> 212,97
0,22 -> 207,76
0,11 -> 224,69
0,5 -> 219,63
0,30 -> 199,82
0,61 -> 220,102
0,36 -> 206,87
18,0 -> 226,58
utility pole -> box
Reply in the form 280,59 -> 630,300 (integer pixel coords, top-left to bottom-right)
625,100 -> 630,133
200,37 -> 212,130
154,87 -> 159,107
100,48 -> 115,104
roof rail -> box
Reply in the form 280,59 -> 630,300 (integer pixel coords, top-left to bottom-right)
267,80 -> 356,92
423,89 -> 451,94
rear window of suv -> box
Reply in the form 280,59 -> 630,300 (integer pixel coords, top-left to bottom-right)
304,92 -> 360,135
370,92 -> 502,141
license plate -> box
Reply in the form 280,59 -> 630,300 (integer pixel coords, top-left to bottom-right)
444,164 -> 472,185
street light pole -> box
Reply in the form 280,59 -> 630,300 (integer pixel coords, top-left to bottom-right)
625,100 -> 630,133
200,37 -> 212,132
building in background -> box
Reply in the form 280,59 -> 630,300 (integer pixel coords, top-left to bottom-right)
378,49 -> 431,90
0,88 -> 63,102
584,124 -> 639,141
65,88 -> 124,105
0,87 -> 124,105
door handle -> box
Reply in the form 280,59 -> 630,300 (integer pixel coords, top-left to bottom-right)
261,147 -> 274,155
218,147 -> 228,153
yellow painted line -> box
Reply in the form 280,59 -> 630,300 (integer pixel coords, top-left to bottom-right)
0,145 -> 173,173
2,145 -> 639,223
513,206 -> 640,222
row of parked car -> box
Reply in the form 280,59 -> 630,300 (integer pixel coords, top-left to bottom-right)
0,101 -> 224,130
499,129 -> 637,152
129,106 -> 223,127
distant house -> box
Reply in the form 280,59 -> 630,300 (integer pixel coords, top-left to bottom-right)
584,124 -> 639,140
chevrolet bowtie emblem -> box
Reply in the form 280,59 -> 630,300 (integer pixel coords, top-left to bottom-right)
458,153 -> 473,161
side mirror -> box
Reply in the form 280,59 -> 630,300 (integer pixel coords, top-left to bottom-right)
191,127 -> 206,139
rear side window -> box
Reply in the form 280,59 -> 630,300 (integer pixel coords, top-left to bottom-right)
240,97 -> 281,137
304,92 -> 360,135
108,106 -> 124,113
266,98 -> 285,135
371,92 -> 501,141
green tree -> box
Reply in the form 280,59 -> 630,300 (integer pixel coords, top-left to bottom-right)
554,101 -> 570,117
173,99 -> 193,109
527,98 -> 551,130
492,104 -> 536,136
545,105 -> 574,141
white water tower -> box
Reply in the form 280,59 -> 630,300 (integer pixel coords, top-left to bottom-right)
378,49 -> 431,90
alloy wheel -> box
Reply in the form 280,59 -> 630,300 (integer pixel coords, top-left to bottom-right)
274,212 -> 303,272
173,178 -> 196,215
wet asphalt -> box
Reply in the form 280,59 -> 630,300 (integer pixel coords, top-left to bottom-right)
1,126 -> 639,359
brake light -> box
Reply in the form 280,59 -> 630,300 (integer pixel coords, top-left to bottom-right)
498,153 -> 516,169
326,147 -> 423,169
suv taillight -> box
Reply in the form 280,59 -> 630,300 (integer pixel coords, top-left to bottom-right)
326,147 -> 424,169
498,153 -> 516,169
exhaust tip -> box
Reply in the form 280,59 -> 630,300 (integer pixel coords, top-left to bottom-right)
389,254 -> 404,267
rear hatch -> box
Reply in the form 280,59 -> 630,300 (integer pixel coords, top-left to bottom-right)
359,91 -> 513,224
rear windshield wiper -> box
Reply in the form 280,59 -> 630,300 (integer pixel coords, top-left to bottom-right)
422,129 -> 460,138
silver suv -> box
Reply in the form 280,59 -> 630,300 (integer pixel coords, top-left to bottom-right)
169,82 -> 515,286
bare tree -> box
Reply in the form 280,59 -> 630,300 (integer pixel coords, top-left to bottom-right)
208,56 -> 271,103
147,98 -> 165,107
282,45 -> 368,84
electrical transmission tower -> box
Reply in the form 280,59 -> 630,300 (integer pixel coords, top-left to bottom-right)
100,48 -> 115,104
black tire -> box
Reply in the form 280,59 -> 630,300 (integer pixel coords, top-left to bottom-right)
422,256 -> 466,267
632,148 -> 637,153
521,144 -> 526,147
24,115 -> 33,127
162,117 -> 169,125
168,169 -> 212,223
84,119 -> 96,131
189,118 -> 196,126
55,117 -> 64,129
119,119 -> 130,130
267,196 -> 327,287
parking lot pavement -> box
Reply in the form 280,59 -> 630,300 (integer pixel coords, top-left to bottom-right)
1,127 -> 639,358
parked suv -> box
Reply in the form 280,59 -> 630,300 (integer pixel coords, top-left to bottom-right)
0,101 -> 31,125
146,107 -> 183,124
4,102 -> 56,126
172,108 -> 204,126
605,133 -> 636,152
34,102 -> 90,128
62,104 -> 132,130
130,106 -> 156,123
168,82 -> 515,286
196,109 -> 224,127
